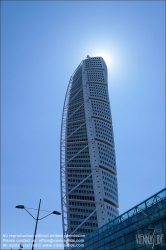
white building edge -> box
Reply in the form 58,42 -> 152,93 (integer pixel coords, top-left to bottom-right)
60,56 -> 119,245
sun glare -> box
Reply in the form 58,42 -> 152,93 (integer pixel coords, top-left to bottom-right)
85,47 -> 114,71
95,52 -> 111,68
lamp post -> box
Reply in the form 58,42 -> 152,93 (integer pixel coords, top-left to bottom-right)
16,199 -> 61,250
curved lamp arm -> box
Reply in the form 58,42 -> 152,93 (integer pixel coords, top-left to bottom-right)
16,206 -> 61,220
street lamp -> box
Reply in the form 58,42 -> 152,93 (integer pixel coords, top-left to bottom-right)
16,199 -> 61,250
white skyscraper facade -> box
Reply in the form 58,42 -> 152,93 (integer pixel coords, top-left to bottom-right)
60,56 -> 119,243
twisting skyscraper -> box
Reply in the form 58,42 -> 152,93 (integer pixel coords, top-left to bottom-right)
60,56 -> 119,244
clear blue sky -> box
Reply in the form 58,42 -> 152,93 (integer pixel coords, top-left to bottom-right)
2,1 -> 165,249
